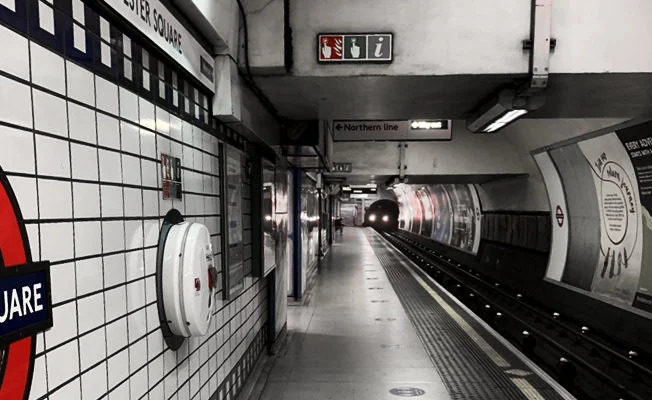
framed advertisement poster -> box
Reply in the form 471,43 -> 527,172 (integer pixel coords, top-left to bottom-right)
225,145 -> 245,297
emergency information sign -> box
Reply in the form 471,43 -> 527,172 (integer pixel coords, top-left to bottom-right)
318,33 -> 393,63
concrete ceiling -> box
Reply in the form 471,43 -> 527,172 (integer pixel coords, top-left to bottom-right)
255,73 -> 652,120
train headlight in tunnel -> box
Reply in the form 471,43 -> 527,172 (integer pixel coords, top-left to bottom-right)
369,214 -> 376,222
382,215 -> 389,222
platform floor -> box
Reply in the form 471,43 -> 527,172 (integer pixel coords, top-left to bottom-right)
258,228 -> 570,400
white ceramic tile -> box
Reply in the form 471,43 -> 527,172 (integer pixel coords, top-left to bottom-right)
104,253 -> 126,287
66,60 -> 95,105
30,41 -> 65,94
29,356 -> 47,399
129,365 -> 148,399
140,128 -> 157,158
141,159 -> 158,188
44,301 -> 77,348
98,149 -> 122,183
71,143 -> 98,181
49,262 -> 76,303
81,362 -> 107,399
102,220 -> 125,253
35,135 -> 70,177
108,380 -> 129,400
79,327 -> 107,371
143,247 -> 156,276
0,75 -> 32,128
128,308 -> 146,344
100,185 -> 123,217
126,279 -> 145,312
0,24 -> 29,80
107,349 -> 129,389
72,183 -> 100,218
125,249 -> 144,282
38,179 -> 72,219
156,107 -> 170,134
25,224 -> 40,260
120,120 -> 140,154
170,140 -> 182,164
101,42 -> 111,67
46,340 -> 80,389
95,76 -> 119,115
38,1 -> 55,35
119,87 -> 139,123
73,23 -> 86,53
75,256 -> 103,298
142,69 -> 150,91
121,154 -> 141,185
48,378 -> 81,400
144,276 -> 156,303
182,145 -> 193,169
143,219 -> 159,247
7,176 -> 37,220
168,115 -> 181,142
123,187 -> 143,217
122,34 -> 131,57
74,221 -> 102,257
105,285 -> 127,323
125,220 -> 143,250
99,16 -> 110,40
139,98 -> 156,131
145,303 -> 160,334
142,189 -> 159,216
33,89 -> 68,137
158,133 -> 171,155
106,317 -> 128,357
123,58 -> 132,81
72,0 -> 84,23
68,102 -> 96,144
78,293 -> 105,333
97,113 -> 120,149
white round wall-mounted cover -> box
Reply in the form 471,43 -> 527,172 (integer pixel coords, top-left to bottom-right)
161,221 -> 216,337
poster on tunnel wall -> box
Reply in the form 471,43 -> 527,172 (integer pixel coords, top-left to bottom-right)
408,189 -> 423,235
578,133 -> 643,305
428,185 -> 453,245
445,184 -> 480,254
616,122 -> 652,312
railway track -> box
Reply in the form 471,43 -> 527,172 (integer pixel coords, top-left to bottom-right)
380,229 -> 652,400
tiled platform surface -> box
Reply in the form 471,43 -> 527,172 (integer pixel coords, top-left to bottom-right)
259,228 -> 450,400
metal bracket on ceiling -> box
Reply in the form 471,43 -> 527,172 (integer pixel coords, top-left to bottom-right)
398,142 -> 407,180
522,0 -> 553,94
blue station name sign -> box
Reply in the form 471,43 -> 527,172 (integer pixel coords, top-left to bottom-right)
0,262 -> 52,345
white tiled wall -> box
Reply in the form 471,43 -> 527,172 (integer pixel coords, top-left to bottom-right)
0,7 -> 267,400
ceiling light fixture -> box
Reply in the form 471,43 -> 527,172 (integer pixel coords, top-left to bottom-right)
466,89 -> 545,134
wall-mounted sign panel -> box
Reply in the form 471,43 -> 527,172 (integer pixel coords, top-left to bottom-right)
318,33 -> 393,63
332,162 -> 353,173
0,263 -> 52,345
161,153 -> 182,200
333,120 -> 451,141
101,0 -> 215,91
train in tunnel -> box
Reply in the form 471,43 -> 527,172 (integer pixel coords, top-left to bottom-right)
363,199 -> 400,231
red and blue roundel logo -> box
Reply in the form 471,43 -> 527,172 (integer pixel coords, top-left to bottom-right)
0,167 -> 52,400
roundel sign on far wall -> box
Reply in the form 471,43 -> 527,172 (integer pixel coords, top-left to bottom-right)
0,166 -> 53,400
555,205 -> 565,228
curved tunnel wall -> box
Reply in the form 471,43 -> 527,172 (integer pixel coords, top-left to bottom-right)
393,184 -> 482,254
535,122 -> 652,316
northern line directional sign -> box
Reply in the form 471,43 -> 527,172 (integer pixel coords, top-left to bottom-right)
318,33 -> 393,63
333,120 -> 452,141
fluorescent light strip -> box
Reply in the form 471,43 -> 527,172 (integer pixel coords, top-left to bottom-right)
483,109 -> 528,133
